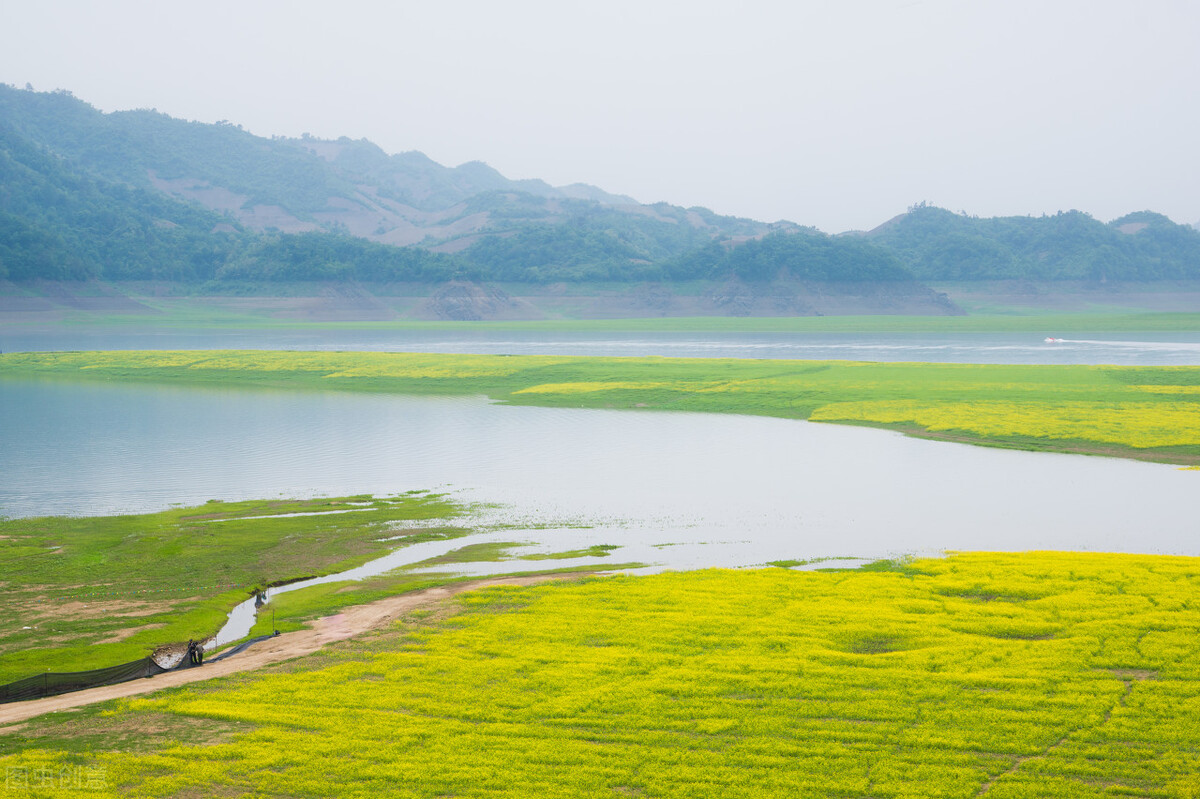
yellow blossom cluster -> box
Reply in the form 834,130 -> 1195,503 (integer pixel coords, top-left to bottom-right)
7,553 -> 1200,796
810,400 -> 1200,449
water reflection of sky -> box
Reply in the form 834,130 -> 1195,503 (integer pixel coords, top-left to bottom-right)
3,381 -> 1195,576
5,328 -> 1200,365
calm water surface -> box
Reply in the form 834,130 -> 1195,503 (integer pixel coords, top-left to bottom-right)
5,327 -> 1200,364
2,379 -> 1195,582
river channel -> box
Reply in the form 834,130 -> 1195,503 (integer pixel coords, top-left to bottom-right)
3,329 -> 1198,644
2,378 -> 1195,574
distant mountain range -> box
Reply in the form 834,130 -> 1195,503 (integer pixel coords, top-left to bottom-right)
860,203 -> 1200,283
2,84 -> 1199,296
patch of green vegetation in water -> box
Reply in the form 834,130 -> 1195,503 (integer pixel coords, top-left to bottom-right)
766,556 -> 854,569
411,541 -> 530,567
519,544 -> 620,561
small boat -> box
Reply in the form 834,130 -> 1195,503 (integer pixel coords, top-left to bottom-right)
1044,337 -> 1064,343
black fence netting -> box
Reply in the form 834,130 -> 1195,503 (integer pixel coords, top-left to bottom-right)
0,634 -> 276,704
0,657 -> 171,704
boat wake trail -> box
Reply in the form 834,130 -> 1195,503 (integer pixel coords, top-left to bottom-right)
1049,339 -> 1200,351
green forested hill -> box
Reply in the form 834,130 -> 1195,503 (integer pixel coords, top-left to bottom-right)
0,87 -> 395,217
2,84 -> 1199,289
0,85 -> 792,284
0,117 -> 458,283
0,86 -> 916,286
0,121 -> 239,280
863,204 -> 1200,281
0,84 -> 768,249
668,231 -> 916,283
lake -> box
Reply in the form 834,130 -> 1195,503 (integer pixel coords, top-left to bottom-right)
5,327 -> 1200,365
2,378 -> 1196,579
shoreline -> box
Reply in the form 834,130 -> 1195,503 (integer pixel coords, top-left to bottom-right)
3,349 -> 1199,466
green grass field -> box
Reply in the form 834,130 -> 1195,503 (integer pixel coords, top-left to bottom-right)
5,350 -> 1200,463
5,552 -> 1200,797
0,494 -> 468,684
0,495 -> 641,685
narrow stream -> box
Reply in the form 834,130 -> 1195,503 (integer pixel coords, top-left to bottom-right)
208,529 -> 524,647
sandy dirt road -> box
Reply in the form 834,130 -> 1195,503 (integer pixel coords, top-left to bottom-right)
0,574 -> 575,726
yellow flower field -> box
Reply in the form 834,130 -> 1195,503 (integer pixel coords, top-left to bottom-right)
5,553 -> 1200,797
811,399 -> 1200,449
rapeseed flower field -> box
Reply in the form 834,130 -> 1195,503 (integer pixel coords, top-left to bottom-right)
809,399 -> 1200,449
5,553 -> 1200,797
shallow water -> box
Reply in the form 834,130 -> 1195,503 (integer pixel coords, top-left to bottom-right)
6,375 -> 1197,646
3,379 -> 1195,575
5,328 -> 1200,365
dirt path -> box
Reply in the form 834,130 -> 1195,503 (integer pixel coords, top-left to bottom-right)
0,574 -> 576,726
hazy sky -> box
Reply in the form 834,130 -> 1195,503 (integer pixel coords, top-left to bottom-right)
3,0 -> 1198,232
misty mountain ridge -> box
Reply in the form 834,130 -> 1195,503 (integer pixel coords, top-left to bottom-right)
2,83 -> 1200,319
0,84 -> 769,252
